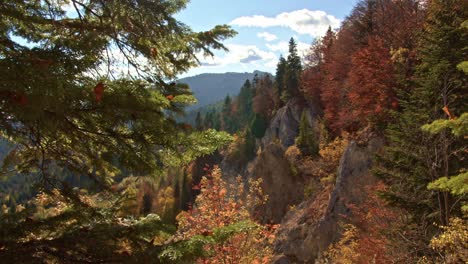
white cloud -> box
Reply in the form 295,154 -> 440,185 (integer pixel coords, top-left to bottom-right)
257,32 -> 278,42
197,44 -> 277,67
266,41 -> 311,57
230,9 -> 340,37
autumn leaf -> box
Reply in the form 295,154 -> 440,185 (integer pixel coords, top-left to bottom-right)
93,82 -> 105,102
442,105 -> 454,120
150,47 -> 158,57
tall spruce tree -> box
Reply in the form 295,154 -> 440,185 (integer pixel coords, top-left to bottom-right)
296,110 -> 318,156
284,38 -> 303,101
275,55 -> 287,106
374,0 -> 467,255
195,111 -> 203,130
0,1 -> 235,261
237,80 -> 254,126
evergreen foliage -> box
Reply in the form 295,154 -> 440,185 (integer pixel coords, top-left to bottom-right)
275,55 -> 287,105
236,80 -> 254,126
374,0 -> 467,254
283,38 -> 303,102
0,0 -> 235,261
251,113 -> 268,139
295,110 -> 318,157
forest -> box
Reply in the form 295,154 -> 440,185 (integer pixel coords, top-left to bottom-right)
0,0 -> 466,263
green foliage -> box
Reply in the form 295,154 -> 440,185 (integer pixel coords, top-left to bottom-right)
375,0 -> 467,256
195,111 -> 203,130
296,110 -> 318,157
237,80 -> 255,125
428,172 -> 468,196
158,221 -> 260,263
0,0 -> 236,261
251,113 -> 268,139
275,56 -> 287,106
421,113 -> 468,137
423,112 -> 468,213
0,0 -> 236,186
284,38 -> 303,100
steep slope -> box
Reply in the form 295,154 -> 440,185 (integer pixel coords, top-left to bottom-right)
262,98 -> 321,148
273,138 -> 384,263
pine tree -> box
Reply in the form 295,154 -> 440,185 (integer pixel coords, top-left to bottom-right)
283,38 -> 303,102
250,114 -> 268,139
195,111 -> 203,130
0,1 -> 235,261
243,128 -> 257,161
275,56 -> 287,106
374,0 -> 467,255
237,80 -> 254,126
222,95 -> 236,133
295,111 -> 318,157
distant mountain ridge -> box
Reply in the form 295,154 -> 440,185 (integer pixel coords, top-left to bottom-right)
179,70 -> 270,110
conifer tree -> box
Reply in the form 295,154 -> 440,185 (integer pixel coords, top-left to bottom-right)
222,95 -> 236,133
275,56 -> 287,106
237,80 -> 254,125
375,0 -> 467,254
295,111 -> 318,157
284,38 -> 303,101
251,114 -> 268,139
195,111 -> 203,130
0,1 -> 235,261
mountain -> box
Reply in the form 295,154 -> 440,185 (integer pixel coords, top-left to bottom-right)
179,70 -> 270,110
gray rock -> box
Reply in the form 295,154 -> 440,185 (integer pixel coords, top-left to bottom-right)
273,138 -> 384,263
262,98 -> 320,148
249,143 -> 304,224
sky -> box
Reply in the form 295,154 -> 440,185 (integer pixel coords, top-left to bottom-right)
175,0 -> 359,78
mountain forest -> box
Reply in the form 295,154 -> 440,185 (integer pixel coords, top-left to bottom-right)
0,0 -> 467,263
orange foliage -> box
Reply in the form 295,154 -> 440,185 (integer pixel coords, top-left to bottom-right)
176,166 -> 275,264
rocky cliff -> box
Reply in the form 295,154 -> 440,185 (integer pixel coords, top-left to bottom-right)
272,138 -> 383,263
262,98 -> 321,148
248,143 -> 304,223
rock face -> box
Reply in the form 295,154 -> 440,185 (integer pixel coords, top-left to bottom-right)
273,138 -> 383,263
248,143 -> 304,223
262,98 -> 321,148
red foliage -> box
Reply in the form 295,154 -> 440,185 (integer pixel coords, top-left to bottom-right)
304,0 -> 423,134
253,76 -> 275,119
320,27 -> 357,134
347,181 -> 403,263
93,82 -> 105,102
346,37 -> 397,129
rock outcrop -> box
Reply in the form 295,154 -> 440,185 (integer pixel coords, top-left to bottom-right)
273,138 -> 383,263
248,143 -> 304,223
262,98 -> 321,148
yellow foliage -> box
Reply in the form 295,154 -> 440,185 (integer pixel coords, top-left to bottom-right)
319,224 -> 361,264
428,218 -> 468,263
285,145 -> 301,164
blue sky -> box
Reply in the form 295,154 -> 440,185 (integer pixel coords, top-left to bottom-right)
176,0 -> 359,77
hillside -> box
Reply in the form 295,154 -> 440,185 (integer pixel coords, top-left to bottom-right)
179,71 -> 269,110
